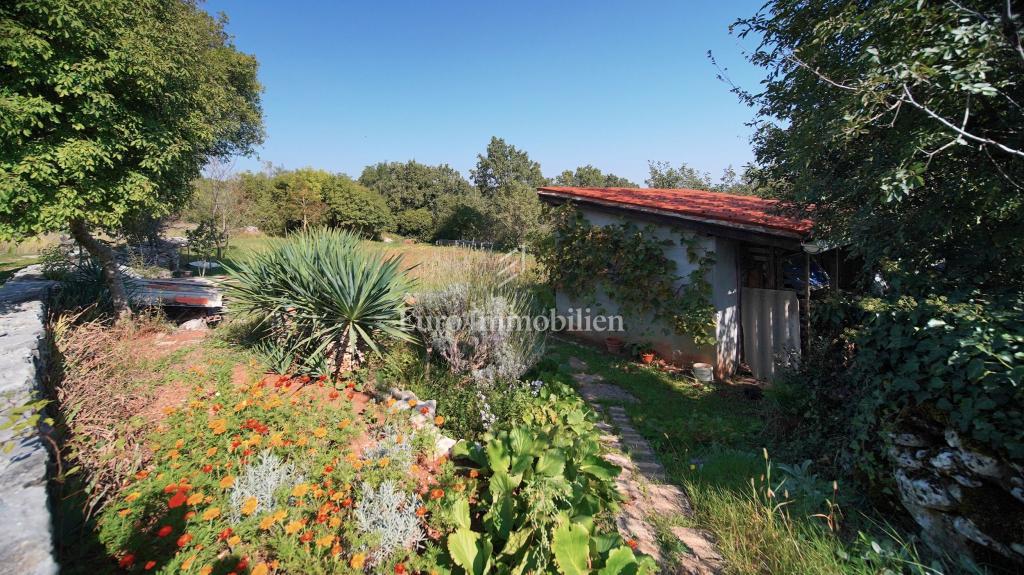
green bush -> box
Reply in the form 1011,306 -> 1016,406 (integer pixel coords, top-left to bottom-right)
324,177 -> 395,239
853,293 -> 1024,462
447,384 -> 657,574
396,208 -> 434,240
225,228 -> 414,375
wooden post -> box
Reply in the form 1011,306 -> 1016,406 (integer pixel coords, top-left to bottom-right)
803,252 -> 811,354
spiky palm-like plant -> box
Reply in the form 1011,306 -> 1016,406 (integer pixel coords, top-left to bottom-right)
226,228 -> 414,374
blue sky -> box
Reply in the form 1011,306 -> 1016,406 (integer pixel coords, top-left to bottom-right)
202,0 -> 766,184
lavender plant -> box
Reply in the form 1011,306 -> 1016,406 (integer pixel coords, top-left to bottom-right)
229,450 -> 297,522
354,480 -> 424,564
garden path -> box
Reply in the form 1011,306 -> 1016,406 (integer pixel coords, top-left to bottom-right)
568,357 -> 724,575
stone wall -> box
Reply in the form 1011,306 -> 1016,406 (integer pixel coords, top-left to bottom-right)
0,266 -> 59,575
889,420 -> 1024,567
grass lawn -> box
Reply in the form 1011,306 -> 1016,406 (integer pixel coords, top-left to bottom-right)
541,338 -> 933,575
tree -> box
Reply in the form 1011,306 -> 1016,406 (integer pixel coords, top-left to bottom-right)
733,0 -> 1024,291
323,175 -> 394,238
644,161 -> 715,190
278,168 -> 331,231
470,137 -> 546,197
0,0 -> 263,319
489,181 -> 545,248
554,165 -> 637,188
358,160 -> 473,212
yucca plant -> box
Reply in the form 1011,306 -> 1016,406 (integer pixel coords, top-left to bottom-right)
225,228 -> 415,376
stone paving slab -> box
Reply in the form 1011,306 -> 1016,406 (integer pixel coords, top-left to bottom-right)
566,356 -> 723,574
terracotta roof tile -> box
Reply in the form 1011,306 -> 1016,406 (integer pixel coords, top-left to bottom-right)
537,186 -> 812,238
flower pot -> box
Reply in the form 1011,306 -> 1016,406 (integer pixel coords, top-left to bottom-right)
692,363 -> 714,383
605,337 -> 623,354
640,352 -> 656,364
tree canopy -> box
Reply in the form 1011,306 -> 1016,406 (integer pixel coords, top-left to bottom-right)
470,137 -> 546,197
735,0 -> 1024,290
1,0 -> 264,316
553,165 -> 637,188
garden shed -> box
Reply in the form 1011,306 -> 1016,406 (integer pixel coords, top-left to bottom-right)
537,185 -> 834,381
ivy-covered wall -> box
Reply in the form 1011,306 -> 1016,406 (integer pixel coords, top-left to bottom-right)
549,206 -> 739,376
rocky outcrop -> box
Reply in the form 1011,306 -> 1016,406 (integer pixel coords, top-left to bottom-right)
888,424 -> 1024,566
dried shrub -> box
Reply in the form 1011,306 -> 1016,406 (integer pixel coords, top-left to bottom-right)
50,312 -> 169,518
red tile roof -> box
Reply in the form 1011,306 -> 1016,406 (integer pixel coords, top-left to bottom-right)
537,186 -> 813,238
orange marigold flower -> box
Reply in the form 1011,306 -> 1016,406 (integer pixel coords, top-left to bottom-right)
329,516 -> 341,528
434,415 -> 445,426
395,564 -> 407,574
241,497 -> 258,515
206,447 -> 218,457
350,553 -> 366,569
176,533 -> 193,548
227,535 -> 241,546
184,511 -> 196,520
219,475 -> 235,489
430,488 -> 444,500
144,560 -> 156,570
186,493 -> 204,505
312,427 -> 327,438
199,565 -> 213,575
251,563 -> 269,575
117,508 -> 131,517
202,507 -> 221,521
126,491 -> 141,502
299,531 -> 314,543
315,534 -> 334,548
135,470 -> 150,480
469,469 -> 479,478
181,555 -> 196,571
284,520 -> 303,535
291,483 -> 309,498
208,418 -> 228,435
156,525 -> 173,537
415,506 -> 427,517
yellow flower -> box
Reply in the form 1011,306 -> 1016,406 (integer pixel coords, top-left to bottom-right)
378,457 -> 390,468
175,439 -> 185,449
199,566 -> 212,575
329,516 -> 341,528
312,427 -> 327,438
269,432 -> 284,447
407,399 -> 418,407
291,483 -> 309,498
117,508 -> 131,517
315,534 -> 334,548
386,398 -> 396,407
227,535 -> 241,546
251,563 -> 269,575
337,418 -> 351,430
219,475 -> 235,488
125,491 -> 141,502
206,447 -> 218,457
201,507 -> 220,521
186,493 -> 204,505
272,509 -> 288,521
284,520 -> 303,535
233,400 -> 248,412
297,436 -> 308,447
208,419 -> 228,435
241,497 -> 258,516
181,555 -> 196,571
350,553 -> 366,569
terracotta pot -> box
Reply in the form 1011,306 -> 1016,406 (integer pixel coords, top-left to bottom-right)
640,352 -> 656,364
604,337 -> 623,354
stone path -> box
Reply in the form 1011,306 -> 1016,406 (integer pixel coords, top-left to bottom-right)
568,356 -> 724,575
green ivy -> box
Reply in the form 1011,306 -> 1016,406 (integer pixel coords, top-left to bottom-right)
537,205 -> 716,347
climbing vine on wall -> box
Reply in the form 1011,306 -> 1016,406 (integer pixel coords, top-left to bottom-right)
537,204 -> 717,346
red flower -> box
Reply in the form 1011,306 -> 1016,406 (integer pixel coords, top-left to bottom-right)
430,488 -> 444,500
217,527 -> 233,541
395,564 -> 407,574
202,464 -> 213,473
144,560 -> 157,570
323,465 -> 334,473
236,557 -> 249,571
420,406 -> 430,415
341,497 -> 352,508
627,539 -> 638,550
177,533 -> 193,548
156,525 -> 173,537
328,390 -> 339,400
168,491 -> 188,509
118,554 -> 136,568
299,531 -> 314,543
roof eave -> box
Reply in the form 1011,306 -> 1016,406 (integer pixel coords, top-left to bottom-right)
537,189 -> 809,242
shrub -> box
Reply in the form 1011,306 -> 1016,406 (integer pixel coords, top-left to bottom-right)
324,177 -> 396,239
226,228 -> 414,375
354,480 -> 424,564
396,208 -> 434,241
411,283 -> 544,384
445,384 -> 657,574
228,451 -> 298,523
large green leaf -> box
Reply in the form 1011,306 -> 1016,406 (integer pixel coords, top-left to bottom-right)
536,448 -> 567,477
597,547 -> 639,575
448,529 -> 492,575
553,522 -> 591,575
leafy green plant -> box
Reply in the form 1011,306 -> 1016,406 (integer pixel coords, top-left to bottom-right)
226,228 -> 415,376
446,384 -> 657,574
537,205 -> 716,346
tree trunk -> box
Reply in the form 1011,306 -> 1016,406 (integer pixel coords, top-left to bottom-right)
69,219 -> 133,322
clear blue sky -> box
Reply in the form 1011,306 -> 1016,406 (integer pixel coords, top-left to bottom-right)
202,0 -> 766,185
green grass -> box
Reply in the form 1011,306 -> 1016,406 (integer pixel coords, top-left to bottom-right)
0,255 -> 40,284
541,339 -> 939,575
